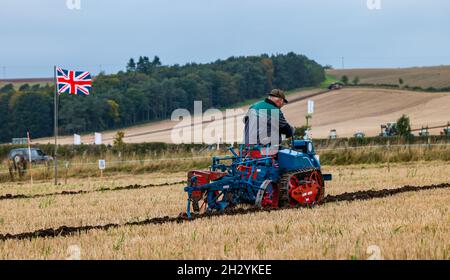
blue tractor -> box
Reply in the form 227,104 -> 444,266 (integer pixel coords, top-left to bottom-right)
183,139 -> 332,217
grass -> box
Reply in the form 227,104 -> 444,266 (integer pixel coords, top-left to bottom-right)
327,66 -> 450,89
319,74 -> 339,89
318,145 -> 450,165
0,160 -> 448,259
2,144 -> 449,183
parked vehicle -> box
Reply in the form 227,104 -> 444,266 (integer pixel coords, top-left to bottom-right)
8,148 -> 53,164
6,148 -> 53,181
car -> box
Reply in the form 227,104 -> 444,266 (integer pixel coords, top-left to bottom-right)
8,148 -> 53,164
329,129 -> 337,139
354,131 -> 365,138
328,82 -> 344,90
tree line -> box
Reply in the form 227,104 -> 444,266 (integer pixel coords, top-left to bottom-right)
0,52 -> 325,143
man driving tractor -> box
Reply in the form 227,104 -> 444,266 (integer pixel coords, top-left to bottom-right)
183,89 -> 329,217
244,89 -> 295,148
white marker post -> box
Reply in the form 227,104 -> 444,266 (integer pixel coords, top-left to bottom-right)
26,129 -> 33,185
94,133 -> 102,145
74,134 -> 81,145
307,100 -> 314,114
98,159 -> 106,178
217,136 -> 221,151
305,100 -> 315,139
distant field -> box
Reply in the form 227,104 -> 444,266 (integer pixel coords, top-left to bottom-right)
33,87 -> 450,143
0,78 -> 53,89
328,66 -> 450,89
0,161 -> 448,259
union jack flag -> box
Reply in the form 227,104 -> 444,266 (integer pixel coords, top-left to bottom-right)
56,67 -> 92,95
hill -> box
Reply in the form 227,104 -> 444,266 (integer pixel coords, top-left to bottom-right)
0,78 -> 53,89
327,66 -> 450,89
33,87 -> 450,144
0,52 -> 325,143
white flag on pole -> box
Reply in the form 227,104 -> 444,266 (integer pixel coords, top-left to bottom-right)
307,100 -> 314,114
94,132 -> 102,145
73,134 -> 81,145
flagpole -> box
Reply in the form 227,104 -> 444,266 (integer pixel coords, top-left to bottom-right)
27,129 -> 33,185
54,65 -> 58,185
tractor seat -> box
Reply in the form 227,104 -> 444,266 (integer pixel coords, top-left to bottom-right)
242,145 -> 280,158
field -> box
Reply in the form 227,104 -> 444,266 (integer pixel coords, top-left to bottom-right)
33,86 -> 450,143
3,75 -> 450,260
0,78 -> 53,89
0,158 -> 448,260
328,66 -> 450,89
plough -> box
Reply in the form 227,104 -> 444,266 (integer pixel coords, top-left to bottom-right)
183,139 -> 332,217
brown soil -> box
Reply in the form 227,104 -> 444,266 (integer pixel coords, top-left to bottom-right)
0,180 -> 185,201
1,183 -> 447,241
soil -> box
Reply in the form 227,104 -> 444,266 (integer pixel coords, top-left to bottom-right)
0,180 -> 185,201
0,183 -> 448,241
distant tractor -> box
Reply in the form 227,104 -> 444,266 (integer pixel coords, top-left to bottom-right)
444,128 -> 450,136
328,82 -> 344,90
329,129 -> 337,139
418,126 -> 429,137
380,122 -> 398,137
443,123 -> 450,136
354,131 -> 365,138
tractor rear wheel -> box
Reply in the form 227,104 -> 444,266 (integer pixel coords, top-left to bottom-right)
278,168 -> 325,207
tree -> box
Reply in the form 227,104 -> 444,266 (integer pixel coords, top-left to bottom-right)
136,56 -> 152,74
113,131 -> 125,147
396,114 -> 411,137
0,52 -> 326,140
106,99 -> 120,126
0,83 -> 14,93
19,84 -> 30,91
0,93 -> 11,142
10,92 -> 53,138
126,58 -> 136,72
352,76 -> 360,85
340,75 -> 349,85
152,56 -> 161,67
399,78 -> 404,86
294,125 -> 310,138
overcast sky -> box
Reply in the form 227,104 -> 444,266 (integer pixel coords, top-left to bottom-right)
1,0 -> 450,78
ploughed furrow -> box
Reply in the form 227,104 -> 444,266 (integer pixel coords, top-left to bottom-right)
0,183 -> 448,241
0,180 -> 186,201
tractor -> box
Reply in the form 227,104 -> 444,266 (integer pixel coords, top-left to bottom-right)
379,122 -> 398,137
182,139 -> 332,217
444,128 -> 450,136
329,129 -> 337,139
418,126 -> 429,137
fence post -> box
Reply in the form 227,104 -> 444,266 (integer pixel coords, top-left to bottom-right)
64,161 -> 69,185
387,140 -> 390,173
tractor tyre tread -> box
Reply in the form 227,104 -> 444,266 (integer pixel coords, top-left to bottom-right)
278,167 -> 320,207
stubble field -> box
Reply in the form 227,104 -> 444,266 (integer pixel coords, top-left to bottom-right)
0,161 -> 448,260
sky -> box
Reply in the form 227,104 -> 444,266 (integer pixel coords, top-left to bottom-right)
1,0 -> 450,78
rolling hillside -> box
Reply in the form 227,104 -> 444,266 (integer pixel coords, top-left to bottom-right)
0,78 -> 53,89
328,66 -> 450,89
33,87 -> 450,144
